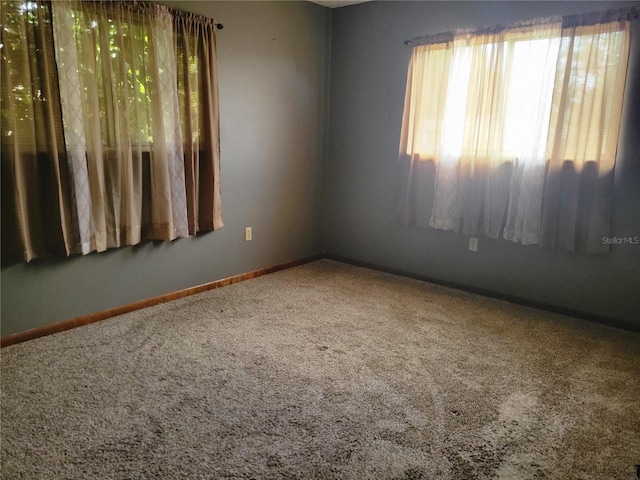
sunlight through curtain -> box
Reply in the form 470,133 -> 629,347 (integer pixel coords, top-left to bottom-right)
397,10 -> 631,253
541,14 -> 630,253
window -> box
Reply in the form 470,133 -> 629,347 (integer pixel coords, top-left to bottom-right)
397,11 -> 631,253
64,8 -> 157,146
1,0 -> 223,263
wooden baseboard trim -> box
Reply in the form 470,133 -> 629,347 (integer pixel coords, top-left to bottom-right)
326,254 -> 640,333
1,254 -> 326,348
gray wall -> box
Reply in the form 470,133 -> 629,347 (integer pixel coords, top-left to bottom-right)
3,1 -> 639,337
325,1 -> 640,327
1,1 -> 331,336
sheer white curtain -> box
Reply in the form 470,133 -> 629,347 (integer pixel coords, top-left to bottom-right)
502,27 -> 561,244
428,39 -> 472,231
52,0 -> 188,254
428,24 -> 561,240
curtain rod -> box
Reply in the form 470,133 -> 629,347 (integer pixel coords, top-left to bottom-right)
99,0 -> 224,29
161,2 -> 224,29
404,6 -> 638,46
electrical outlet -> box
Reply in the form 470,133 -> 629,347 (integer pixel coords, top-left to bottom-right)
469,237 -> 478,252
245,227 -> 252,241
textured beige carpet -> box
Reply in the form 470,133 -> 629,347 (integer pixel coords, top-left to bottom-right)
2,259 -> 639,479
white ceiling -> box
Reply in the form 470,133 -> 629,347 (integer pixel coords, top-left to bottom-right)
307,0 -> 371,8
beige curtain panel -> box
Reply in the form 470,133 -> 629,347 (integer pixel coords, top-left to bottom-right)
1,0 -> 76,262
541,17 -> 630,254
1,0 -> 223,264
396,9 -> 632,254
174,11 -> 224,235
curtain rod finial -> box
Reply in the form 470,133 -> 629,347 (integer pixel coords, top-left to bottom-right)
404,39 -> 412,45
215,23 -> 223,30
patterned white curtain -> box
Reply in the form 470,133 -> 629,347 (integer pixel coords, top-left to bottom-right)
51,0 -> 188,253
51,3 -> 92,254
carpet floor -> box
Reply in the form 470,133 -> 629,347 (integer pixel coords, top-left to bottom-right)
1,260 -> 639,479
